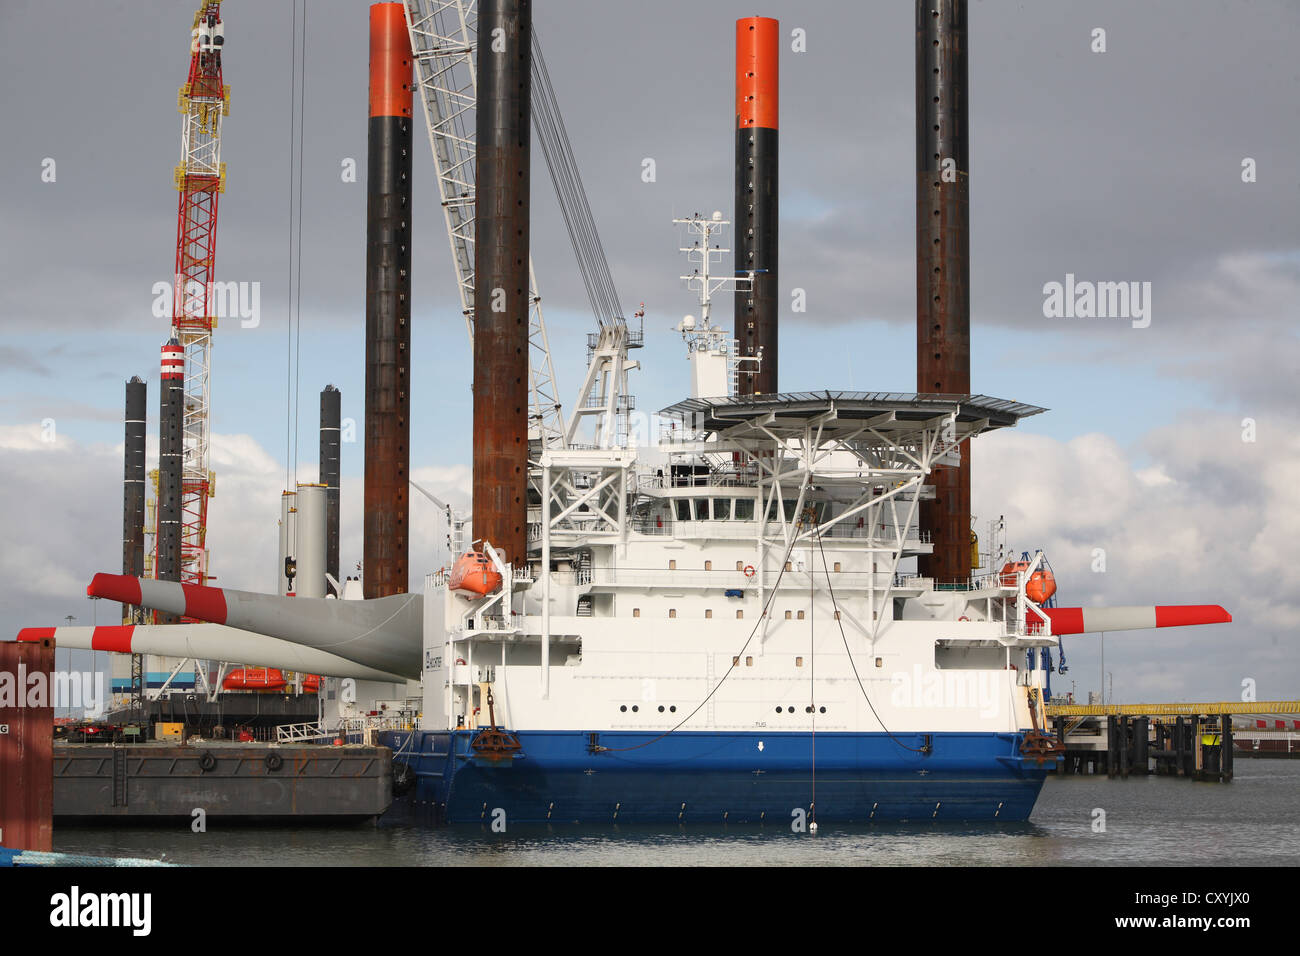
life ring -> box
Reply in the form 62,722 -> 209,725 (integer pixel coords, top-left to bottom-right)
958,615 -> 970,622
743,565 -> 756,578
198,752 -> 216,772
264,753 -> 283,772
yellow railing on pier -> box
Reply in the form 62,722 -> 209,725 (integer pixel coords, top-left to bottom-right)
1047,701 -> 1300,717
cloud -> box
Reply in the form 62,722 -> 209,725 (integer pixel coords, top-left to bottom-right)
973,412 -> 1300,700
0,425 -> 472,642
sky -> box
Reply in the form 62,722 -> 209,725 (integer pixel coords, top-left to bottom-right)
0,0 -> 1297,703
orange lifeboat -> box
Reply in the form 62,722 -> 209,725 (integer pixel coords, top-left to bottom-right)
999,553 -> 1057,605
222,667 -> 287,691
448,551 -> 502,597
301,674 -> 321,694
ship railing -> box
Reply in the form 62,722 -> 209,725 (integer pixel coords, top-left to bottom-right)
654,519 -> 929,544
276,721 -> 330,743
462,614 -> 518,634
631,518 -> 672,535
583,567 -> 895,590
897,571 -> 1011,592
276,714 -> 417,745
636,470 -> 761,489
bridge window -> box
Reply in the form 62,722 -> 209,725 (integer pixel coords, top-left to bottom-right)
694,498 -> 711,520
734,499 -> 754,520
713,498 -> 731,520
675,499 -> 691,521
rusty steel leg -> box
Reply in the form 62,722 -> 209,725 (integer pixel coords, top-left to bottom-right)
0,637 -> 54,852
471,0 -> 532,567
363,3 -> 413,598
735,16 -> 779,397
320,384 -> 341,588
122,376 -> 147,623
915,0 -> 971,584
156,341 -> 185,623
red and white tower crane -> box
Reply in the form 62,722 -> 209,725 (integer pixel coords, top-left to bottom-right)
162,2 -> 228,587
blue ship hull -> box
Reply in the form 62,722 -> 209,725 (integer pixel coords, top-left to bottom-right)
377,729 -> 1052,824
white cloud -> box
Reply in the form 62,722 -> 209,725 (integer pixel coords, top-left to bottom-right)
974,414 -> 1300,699
0,425 -> 472,638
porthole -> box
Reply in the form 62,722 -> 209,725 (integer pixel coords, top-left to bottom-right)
787,706 -> 795,713
670,706 -> 677,713
819,706 -> 826,714
632,705 -> 639,713
658,705 -> 665,713
620,705 -> 627,712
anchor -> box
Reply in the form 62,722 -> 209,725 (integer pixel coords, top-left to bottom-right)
1020,688 -> 1066,765
470,688 -> 524,762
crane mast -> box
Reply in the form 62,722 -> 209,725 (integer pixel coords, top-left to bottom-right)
402,0 -> 567,449
170,1 -> 227,586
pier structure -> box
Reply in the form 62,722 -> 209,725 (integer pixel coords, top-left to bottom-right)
1047,700 -> 1300,781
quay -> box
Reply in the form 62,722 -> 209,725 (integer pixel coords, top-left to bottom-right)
1046,700 -> 1300,781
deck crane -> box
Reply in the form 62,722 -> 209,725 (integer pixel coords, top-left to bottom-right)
135,2 -> 228,698
402,0 -> 639,452
150,1 -> 228,588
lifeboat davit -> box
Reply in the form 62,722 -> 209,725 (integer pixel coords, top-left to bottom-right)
222,667 -> 287,691
448,551 -> 502,597
999,555 -> 1058,605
